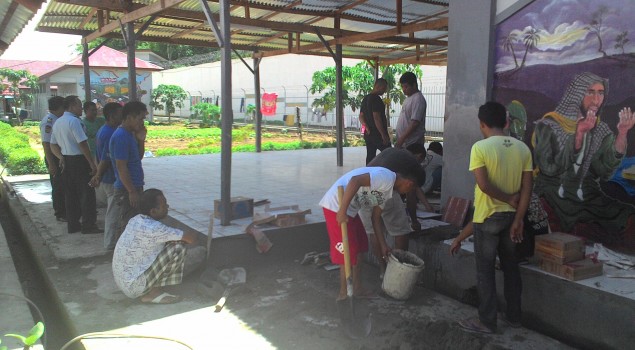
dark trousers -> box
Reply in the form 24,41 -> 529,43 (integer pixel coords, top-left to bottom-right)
45,157 -> 65,219
473,212 -> 522,330
115,186 -> 143,238
364,135 -> 390,165
62,155 -> 96,233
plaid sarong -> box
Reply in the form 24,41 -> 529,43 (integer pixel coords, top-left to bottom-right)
141,241 -> 186,294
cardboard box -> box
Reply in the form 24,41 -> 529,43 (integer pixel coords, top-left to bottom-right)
214,196 -> 254,220
536,232 -> 584,252
535,249 -> 584,264
539,258 -> 603,281
253,205 -> 311,227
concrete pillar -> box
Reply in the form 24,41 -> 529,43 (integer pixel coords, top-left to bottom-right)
442,0 -> 497,207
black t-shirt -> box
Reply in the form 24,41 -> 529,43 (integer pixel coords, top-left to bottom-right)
361,93 -> 388,142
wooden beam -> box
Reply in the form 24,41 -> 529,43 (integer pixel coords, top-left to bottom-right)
79,7 -> 98,30
0,2 -> 20,35
259,17 -> 448,57
82,0 -> 186,44
97,9 -> 104,29
14,0 -> 44,13
336,0 -> 369,14
57,0 -> 420,27
396,0 -> 402,33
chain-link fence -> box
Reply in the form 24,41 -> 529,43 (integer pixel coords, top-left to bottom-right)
183,84 -> 446,139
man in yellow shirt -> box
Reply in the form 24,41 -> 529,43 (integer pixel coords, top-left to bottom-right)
459,102 -> 533,334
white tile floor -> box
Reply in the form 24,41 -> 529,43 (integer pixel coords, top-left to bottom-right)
143,147 -> 368,237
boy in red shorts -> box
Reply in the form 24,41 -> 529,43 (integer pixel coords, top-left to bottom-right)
319,166 -> 420,300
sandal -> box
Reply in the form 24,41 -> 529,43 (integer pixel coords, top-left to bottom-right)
458,317 -> 494,334
141,292 -> 182,304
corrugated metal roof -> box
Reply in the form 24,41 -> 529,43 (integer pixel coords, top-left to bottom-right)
0,1 -> 47,56
36,0 -> 449,65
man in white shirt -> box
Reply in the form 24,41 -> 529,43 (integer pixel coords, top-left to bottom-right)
395,72 -> 427,148
113,188 -> 204,304
40,96 -> 66,221
50,95 -> 101,234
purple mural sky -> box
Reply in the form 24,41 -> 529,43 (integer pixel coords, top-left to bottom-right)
496,0 -> 635,72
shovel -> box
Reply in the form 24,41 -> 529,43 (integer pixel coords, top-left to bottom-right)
214,267 -> 246,312
336,186 -> 372,338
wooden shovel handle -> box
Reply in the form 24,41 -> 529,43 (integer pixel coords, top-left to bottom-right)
337,186 -> 352,290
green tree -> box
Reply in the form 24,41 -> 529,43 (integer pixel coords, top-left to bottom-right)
309,62 -> 422,124
191,102 -> 221,127
0,68 -> 39,123
150,84 -> 188,123
76,38 -> 214,61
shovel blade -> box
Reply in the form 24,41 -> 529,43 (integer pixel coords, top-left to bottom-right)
336,297 -> 372,338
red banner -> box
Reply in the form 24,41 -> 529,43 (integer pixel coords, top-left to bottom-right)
261,93 -> 278,116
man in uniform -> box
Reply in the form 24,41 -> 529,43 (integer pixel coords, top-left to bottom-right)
40,96 -> 66,222
50,95 -> 102,234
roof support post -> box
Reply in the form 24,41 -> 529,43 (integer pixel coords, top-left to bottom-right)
335,43 -> 343,166
82,41 -> 91,103
334,16 -> 343,167
126,21 -> 138,101
254,55 -> 262,153
219,0 -> 233,226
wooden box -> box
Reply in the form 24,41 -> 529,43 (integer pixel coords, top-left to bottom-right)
214,196 -> 254,220
536,232 -> 584,255
539,258 -> 603,281
535,249 -> 584,264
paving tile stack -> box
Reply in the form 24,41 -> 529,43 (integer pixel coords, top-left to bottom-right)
535,232 -> 603,281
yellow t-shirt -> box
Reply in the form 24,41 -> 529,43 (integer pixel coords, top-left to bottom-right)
469,135 -> 533,223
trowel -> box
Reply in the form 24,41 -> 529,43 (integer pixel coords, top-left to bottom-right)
213,267 -> 247,312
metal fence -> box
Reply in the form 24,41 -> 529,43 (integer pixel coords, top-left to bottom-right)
27,83 -> 446,140
183,84 -> 446,139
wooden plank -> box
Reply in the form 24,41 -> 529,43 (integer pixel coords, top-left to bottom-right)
259,17 -> 448,58
79,7 -> 98,30
82,0 -> 187,44
14,0 -> 44,13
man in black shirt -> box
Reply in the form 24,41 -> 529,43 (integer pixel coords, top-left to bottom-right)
359,78 -> 390,164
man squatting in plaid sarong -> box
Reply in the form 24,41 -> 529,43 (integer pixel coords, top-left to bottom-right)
112,188 -> 206,304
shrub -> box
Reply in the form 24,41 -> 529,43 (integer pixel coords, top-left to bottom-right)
0,124 -> 46,175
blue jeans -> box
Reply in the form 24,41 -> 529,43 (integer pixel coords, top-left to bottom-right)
473,212 -> 522,330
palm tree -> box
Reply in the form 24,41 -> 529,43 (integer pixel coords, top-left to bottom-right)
520,27 -> 541,68
502,32 -> 519,68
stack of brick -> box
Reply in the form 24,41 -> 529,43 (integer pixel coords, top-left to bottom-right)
535,232 -> 603,281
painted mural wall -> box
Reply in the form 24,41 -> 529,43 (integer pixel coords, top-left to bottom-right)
492,0 -> 635,248
79,69 -> 152,108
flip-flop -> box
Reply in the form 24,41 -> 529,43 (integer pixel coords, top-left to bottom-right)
458,318 -> 494,334
142,292 -> 182,304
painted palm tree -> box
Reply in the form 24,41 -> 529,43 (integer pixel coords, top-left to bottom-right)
502,32 -> 519,68
520,27 -> 541,68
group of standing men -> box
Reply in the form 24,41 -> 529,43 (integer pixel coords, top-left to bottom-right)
40,95 -> 148,249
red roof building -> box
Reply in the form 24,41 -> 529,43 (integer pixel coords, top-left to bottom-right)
0,46 -> 162,119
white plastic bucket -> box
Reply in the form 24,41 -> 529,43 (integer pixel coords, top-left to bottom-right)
382,249 -> 425,300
